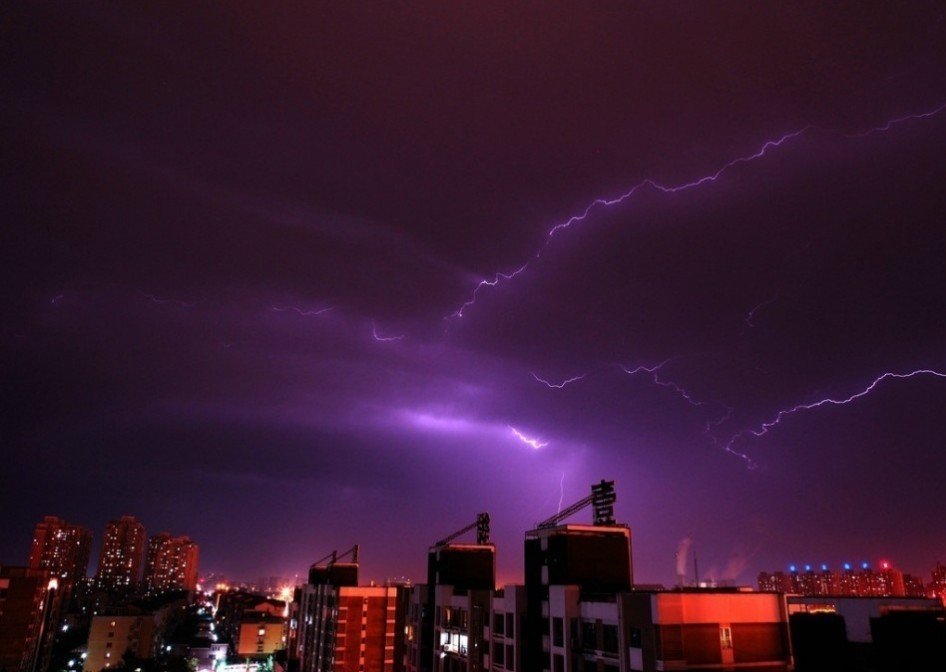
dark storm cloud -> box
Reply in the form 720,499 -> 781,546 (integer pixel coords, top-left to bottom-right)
3,1 -> 946,584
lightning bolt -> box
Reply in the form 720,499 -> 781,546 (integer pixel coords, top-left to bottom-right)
702,407 -> 756,469
621,360 -> 752,466
450,261 -> 533,319
620,359 -> 708,408
449,102 -> 946,319
722,369 -> 946,456
50,293 -> 64,305
844,102 -> 946,138
557,472 -> 565,513
372,321 -> 405,342
548,128 -> 811,238
530,371 -> 588,389
140,291 -> 196,308
509,426 -> 549,449
743,293 -> 779,329
271,305 -> 333,317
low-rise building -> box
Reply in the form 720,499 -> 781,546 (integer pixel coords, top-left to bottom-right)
236,610 -> 287,659
84,612 -> 158,671
621,589 -> 791,672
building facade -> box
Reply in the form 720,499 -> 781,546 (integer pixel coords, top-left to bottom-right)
524,524 -> 633,672
621,590 -> 791,672
297,560 -> 408,672
236,611 -> 287,659
95,516 -> 147,592
83,613 -> 157,671
143,533 -> 200,594
28,516 -> 93,586
758,562 -> 927,599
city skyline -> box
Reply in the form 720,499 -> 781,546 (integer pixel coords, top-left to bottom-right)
9,507 -> 946,592
4,3 -> 946,588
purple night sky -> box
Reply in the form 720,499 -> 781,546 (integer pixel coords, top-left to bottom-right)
3,2 -> 946,588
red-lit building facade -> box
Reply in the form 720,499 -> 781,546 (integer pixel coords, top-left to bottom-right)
143,533 -> 200,594
28,516 -> 93,586
297,559 -> 409,672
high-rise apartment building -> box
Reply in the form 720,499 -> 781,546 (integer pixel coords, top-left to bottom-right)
759,561 -> 916,598
930,562 -> 946,604
425,543 -> 495,672
523,523 -> 633,672
404,512 -> 495,672
95,516 -> 146,592
521,482 -> 633,672
28,516 -> 93,585
297,550 -> 408,672
143,533 -> 199,594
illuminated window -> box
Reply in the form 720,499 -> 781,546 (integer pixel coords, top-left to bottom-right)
720,626 -> 733,650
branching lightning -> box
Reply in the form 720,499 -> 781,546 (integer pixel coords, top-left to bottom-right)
449,102 -> 946,319
621,360 -> 752,466
620,360 -> 709,408
509,425 -> 549,449
722,369 -> 946,456
531,371 -> 588,389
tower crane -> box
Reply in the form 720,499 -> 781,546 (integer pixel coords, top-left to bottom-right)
432,512 -> 491,549
535,479 -> 617,529
311,544 -> 359,568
